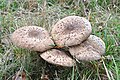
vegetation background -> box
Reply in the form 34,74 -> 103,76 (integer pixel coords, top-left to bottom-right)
0,0 -> 120,80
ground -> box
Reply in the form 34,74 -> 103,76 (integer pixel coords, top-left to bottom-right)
0,0 -> 120,80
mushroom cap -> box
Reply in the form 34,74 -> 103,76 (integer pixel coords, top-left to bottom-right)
69,35 -> 105,61
40,49 -> 76,67
51,16 -> 92,47
11,26 -> 54,52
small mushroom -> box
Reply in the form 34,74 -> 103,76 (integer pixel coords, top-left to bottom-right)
51,16 -> 92,47
69,35 -> 105,61
11,26 -> 54,52
40,49 -> 76,67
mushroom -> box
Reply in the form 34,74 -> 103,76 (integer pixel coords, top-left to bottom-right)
51,16 -> 92,47
11,26 -> 54,52
69,35 -> 105,61
40,49 -> 76,67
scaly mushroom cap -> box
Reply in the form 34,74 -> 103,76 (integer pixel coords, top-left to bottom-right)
69,35 -> 105,61
51,16 -> 92,47
11,26 -> 54,52
40,49 -> 76,67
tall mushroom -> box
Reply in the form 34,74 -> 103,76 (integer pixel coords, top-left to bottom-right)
51,16 -> 92,47
69,35 -> 105,61
11,26 -> 55,52
40,49 -> 76,67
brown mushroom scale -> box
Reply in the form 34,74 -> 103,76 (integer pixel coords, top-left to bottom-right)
51,16 -> 92,47
28,30 -> 40,38
11,26 -> 54,52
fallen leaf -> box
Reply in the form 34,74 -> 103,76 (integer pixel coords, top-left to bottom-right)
12,70 -> 26,80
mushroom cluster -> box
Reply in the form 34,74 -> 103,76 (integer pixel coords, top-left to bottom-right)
11,16 -> 105,67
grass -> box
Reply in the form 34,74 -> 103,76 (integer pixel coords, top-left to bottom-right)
0,0 -> 120,80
